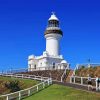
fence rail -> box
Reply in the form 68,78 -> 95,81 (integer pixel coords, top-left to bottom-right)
69,76 -> 100,91
0,66 -> 68,75
0,74 -> 52,100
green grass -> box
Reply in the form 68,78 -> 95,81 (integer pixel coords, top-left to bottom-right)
24,84 -> 100,100
0,76 -> 39,95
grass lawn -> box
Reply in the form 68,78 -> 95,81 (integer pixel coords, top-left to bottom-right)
23,84 -> 100,100
0,76 -> 38,95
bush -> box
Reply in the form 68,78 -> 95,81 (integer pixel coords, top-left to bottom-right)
5,80 -> 21,92
75,66 -> 100,77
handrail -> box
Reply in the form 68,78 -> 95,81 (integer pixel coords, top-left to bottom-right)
0,66 -> 67,74
61,63 -> 70,82
70,76 -> 96,79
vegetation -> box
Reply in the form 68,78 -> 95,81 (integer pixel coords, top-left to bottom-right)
0,76 -> 38,95
75,66 -> 100,77
5,80 -> 21,92
24,84 -> 100,100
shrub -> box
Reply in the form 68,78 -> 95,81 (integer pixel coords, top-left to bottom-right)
5,80 -> 21,92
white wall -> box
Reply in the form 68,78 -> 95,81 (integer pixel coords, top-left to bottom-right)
38,58 -> 47,67
28,55 -> 64,70
45,34 -> 62,56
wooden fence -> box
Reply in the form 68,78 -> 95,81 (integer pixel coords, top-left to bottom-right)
70,76 -> 100,91
0,74 -> 52,100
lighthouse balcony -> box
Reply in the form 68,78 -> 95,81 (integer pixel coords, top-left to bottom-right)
45,29 -> 63,35
46,27 -> 60,30
34,54 -> 63,60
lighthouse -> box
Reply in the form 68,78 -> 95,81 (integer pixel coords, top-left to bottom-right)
28,13 -> 69,70
45,12 -> 63,56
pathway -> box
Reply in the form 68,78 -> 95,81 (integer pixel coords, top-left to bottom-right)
53,81 -> 100,93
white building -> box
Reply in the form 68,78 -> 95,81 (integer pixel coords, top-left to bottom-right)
28,13 -> 69,71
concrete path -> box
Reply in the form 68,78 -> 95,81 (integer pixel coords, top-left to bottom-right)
53,81 -> 100,93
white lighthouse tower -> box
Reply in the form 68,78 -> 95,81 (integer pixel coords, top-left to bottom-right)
45,12 -> 63,56
28,13 -> 69,70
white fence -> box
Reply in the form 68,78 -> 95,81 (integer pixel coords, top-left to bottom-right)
70,76 -> 100,91
0,67 -> 67,74
0,74 -> 52,100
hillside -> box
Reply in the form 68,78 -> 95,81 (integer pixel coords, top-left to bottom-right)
0,76 -> 38,95
75,66 -> 100,77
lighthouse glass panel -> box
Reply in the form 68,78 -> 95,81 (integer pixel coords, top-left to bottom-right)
48,20 -> 59,27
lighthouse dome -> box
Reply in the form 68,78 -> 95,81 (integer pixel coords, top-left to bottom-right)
49,12 -> 59,21
61,60 -> 67,64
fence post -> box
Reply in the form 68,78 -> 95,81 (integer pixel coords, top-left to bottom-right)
19,91 -> 21,100
6,96 -> 9,100
37,85 -> 39,92
70,77 -> 72,83
28,89 -> 31,96
43,82 -> 45,88
15,74 -> 17,78
50,78 -> 52,84
11,74 -> 13,78
35,76 -> 36,80
61,77 -> 63,82
48,79 -> 50,85
96,80 -> 98,91
22,74 -> 24,79
41,76 -> 43,82
81,77 -> 83,85
29,75 -> 31,79
74,76 -> 75,83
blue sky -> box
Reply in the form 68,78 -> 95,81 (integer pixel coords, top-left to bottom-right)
0,0 -> 100,71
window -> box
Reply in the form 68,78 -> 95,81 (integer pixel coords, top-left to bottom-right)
53,63 -> 55,69
34,64 -> 36,69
